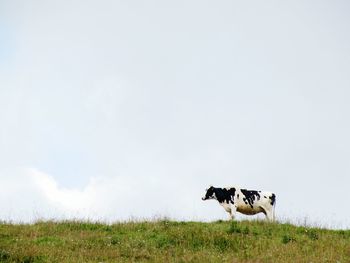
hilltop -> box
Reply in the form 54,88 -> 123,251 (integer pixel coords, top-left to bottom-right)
0,220 -> 349,262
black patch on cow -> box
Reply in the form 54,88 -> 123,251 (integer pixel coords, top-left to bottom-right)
214,187 -> 236,204
237,194 -> 239,199
269,193 -> 276,206
241,189 -> 261,208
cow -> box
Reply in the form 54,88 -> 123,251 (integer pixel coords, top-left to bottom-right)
202,186 -> 276,221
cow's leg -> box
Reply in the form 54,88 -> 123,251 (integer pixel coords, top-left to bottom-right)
221,203 -> 232,220
265,208 -> 274,221
229,204 -> 237,220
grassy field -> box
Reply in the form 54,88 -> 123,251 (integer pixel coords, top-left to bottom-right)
0,219 -> 349,262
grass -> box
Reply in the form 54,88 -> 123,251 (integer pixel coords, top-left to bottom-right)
0,219 -> 349,262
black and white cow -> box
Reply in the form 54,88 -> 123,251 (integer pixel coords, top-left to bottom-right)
202,186 -> 276,221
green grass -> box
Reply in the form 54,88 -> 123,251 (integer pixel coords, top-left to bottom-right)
0,219 -> 349,262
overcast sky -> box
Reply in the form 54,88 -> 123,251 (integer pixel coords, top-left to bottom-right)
1,0 -> 350,228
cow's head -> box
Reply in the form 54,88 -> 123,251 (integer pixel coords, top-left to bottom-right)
202,186 -> 216,201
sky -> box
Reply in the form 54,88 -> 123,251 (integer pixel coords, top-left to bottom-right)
1,0 -> 350,228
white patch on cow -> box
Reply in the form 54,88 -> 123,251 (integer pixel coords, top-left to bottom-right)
220,202 -> 231,213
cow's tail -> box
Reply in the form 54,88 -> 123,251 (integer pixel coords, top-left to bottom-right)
272,193 -> 276,221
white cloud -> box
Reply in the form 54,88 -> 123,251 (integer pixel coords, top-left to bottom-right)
29,168 -> 94,212
0,167 -> 228,223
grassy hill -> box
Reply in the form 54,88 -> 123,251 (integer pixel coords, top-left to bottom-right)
0,219 -> 349,262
